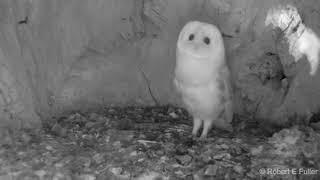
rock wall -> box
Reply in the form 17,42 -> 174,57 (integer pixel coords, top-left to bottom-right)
0,0 -> 320,129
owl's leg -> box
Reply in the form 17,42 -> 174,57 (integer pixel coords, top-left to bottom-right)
200,119 -> 213,139
192,118 -> 202,136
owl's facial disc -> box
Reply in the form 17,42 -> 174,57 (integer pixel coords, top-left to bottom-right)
179,32 -> 214,58
178,21 -> 222,59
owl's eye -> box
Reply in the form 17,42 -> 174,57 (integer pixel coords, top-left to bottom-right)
203,37 -> 210,45
188,34 -> 194,41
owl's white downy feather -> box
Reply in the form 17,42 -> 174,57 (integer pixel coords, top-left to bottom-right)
174,21 -> 233,138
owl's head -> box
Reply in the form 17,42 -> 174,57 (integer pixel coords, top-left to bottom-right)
177,21 -> 224,59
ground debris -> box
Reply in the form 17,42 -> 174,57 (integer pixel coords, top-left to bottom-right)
0,106 -> 319,179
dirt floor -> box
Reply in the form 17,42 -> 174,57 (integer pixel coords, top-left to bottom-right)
0,106 -> 319,180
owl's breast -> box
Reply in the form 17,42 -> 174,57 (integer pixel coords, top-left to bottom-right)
175,50 -> 223,86
176,79 -> 222,117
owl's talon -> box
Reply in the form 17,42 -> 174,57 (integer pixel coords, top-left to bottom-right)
199,134 -> 207,139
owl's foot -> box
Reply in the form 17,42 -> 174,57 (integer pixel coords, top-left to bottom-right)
199,134 -> 207,139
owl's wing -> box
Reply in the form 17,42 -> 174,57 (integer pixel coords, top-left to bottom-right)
220,66 -> 234,124
174,78 -> 182,93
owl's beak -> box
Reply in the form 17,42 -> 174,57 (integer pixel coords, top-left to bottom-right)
193,44 -> 201,51
181,49 -> 209,59
177,43 -> 210,59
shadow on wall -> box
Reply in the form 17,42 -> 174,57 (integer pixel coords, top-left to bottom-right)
0,0 -> 320,129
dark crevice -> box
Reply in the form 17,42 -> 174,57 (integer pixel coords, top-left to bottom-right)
310,112 -> 320,123
18,16 -> 28,24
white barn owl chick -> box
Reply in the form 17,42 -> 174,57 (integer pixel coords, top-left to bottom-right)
174,21 -> 233,138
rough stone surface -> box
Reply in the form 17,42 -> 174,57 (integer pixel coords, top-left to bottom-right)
0,0 -> 320,128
